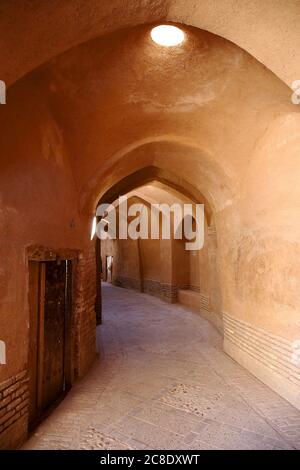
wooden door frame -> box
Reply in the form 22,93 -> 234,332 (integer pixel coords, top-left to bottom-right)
27,246 -> 79,429
36,262 -> 45,412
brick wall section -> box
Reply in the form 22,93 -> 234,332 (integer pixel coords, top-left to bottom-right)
179,284 -> 201,293
143,279 -> 178,303
116,276 -> 178,303
0,370 -> 29,449
115,276 -> 142,292
224,312 -> 300,410
75,245 -> 97,379
0,246 -> 97,449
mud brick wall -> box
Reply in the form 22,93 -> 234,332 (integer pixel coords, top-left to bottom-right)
143,279 -> 178,303
116,276 -> 178,303
0,370 -> 29,449
115,276 -> 142,292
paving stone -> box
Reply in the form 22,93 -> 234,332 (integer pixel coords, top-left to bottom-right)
23,284 -> 300,450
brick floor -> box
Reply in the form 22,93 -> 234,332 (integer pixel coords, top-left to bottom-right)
23,284 -> 300,450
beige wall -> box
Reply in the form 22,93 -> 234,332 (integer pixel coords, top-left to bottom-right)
101,196 -> 174,295
1,11 -> 300,447
1,1 -> 299,88
101,195 -> 214,308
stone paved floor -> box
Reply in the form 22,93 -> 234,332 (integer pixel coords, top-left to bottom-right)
23,284 -> 300,450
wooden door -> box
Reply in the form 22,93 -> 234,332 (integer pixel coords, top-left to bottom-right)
28,259 -> 72,428
41,261 -> 66,410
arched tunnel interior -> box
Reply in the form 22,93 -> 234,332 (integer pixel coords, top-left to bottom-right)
0,1 -> 300,450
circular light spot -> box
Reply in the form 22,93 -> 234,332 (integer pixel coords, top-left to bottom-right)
150,25 -> 185,47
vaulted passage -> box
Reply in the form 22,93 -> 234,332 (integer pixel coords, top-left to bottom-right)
23,284 -> 300,450
1,2 -> 300,451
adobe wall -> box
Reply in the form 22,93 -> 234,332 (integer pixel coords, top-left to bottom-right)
101,197 -> 176,302
101,197 -> 213,306
1,14 -> 300,447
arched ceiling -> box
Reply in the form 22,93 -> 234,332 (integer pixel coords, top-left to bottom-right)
1,0 -> 299,87
87,140 -> 230,217
3,23 -> 296,216
109,182 -> 203,217
96,165 -> 213,221
131,182 -> 202,207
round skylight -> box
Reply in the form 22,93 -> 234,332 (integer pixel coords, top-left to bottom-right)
150,25 -> 185,47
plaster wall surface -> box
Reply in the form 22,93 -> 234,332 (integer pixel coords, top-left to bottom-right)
1,5 -> 300,447
0,1 -> 299,87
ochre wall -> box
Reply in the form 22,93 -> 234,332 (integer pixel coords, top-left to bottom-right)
1,15 -> 300,448
0,75 -> 97,448
101,196 -> 175,300
1,0 -> 299,87
82,24 -> 300,409
101,195 -> 212,306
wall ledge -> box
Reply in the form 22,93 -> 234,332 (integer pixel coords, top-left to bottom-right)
223,312 -> 300,411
